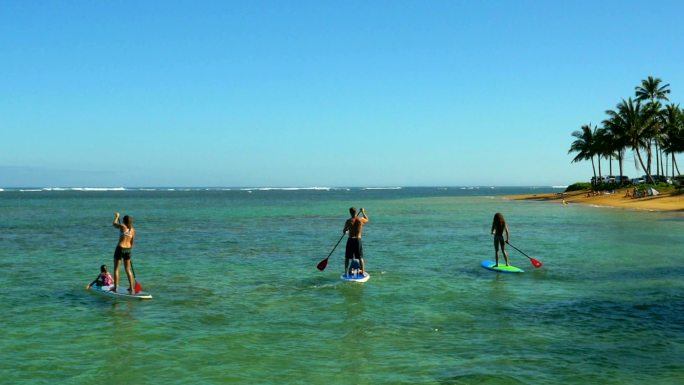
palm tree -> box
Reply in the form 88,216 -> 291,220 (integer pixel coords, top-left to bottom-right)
604,98 -> 658,184
569,124 -> 598,185
635,76 -> 671,176
635,76 -> 671,102
602,112 -> 628,184
661,104 -> 684,177
595,127 -> 615,178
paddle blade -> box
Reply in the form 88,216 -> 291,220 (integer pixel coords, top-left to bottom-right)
316,257 -> 329,271
134,280 -> 143,293
531,258 -> 542,268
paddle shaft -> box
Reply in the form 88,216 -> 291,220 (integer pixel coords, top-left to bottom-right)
316,233 -> 345,271
326,233 -> 346,260
130,260 -> 143,292
506,241 -> 532,260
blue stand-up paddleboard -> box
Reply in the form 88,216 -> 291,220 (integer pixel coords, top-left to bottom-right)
481,260 -> 524,273
89,284 -> 153,300
341,259 -> 370,282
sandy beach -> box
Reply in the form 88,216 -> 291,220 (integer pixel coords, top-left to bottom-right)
505,187 -> 684,212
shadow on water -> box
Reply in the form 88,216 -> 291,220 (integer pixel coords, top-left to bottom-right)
528,294 -> 684,333
54,288 -> 93,306
438,373 -> 527,385
600,264 -> 684,281
56,287 -> 141,312
76,288 -> 151,317
296,272 -> 339,290
340,281 -> 366,323
335,281 -> 375,378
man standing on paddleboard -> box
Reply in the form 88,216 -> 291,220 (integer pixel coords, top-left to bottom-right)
343,207 -> 369,276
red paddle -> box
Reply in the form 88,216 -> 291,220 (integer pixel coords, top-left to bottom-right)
506,241 -> 542,268
317,233 -> 346,271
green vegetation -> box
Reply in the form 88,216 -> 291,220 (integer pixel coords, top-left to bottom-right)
568,76 -> 684,186
565,181 -> 675,194
566,183 -> 592,192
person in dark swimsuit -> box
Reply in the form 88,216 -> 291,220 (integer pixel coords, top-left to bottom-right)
112,213 -> 136,293
491,212 -> 510,267
343,207 -> 369,276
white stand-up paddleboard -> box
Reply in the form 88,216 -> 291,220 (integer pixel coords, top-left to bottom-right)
341,272 -> 370,283
481,260 -> 524,273
89,284 -> 153,299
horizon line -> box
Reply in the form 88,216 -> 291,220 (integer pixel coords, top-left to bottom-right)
0,185 -> 569,191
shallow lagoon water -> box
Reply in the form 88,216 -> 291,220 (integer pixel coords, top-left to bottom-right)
1,187 -> 682,384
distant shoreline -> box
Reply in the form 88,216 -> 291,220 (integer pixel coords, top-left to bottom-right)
0,186 -> 565,192
504,188 -> 684,212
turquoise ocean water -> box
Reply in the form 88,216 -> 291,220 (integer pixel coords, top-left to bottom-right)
1,187 -> 682,385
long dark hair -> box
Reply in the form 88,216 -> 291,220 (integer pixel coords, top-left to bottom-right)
492,212 -> 506,232
122,215 -> 133,227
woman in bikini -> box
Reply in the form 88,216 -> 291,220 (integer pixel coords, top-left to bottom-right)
490,212 -> 510,267
112,212 -> 136,293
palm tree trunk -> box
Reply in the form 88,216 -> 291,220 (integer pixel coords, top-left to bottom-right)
646,143 -> 652,177
618,152 -> 624,185
609,155 -> 613,176
665,154 -> 669,178
655,143 -> 660,175
636,148 -> 655,184
591,157 -> 597,187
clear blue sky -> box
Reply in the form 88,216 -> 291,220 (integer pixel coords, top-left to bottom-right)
2,0 -> 683,187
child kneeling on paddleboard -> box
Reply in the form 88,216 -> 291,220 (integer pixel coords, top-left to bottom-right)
86,264 -> 114,289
